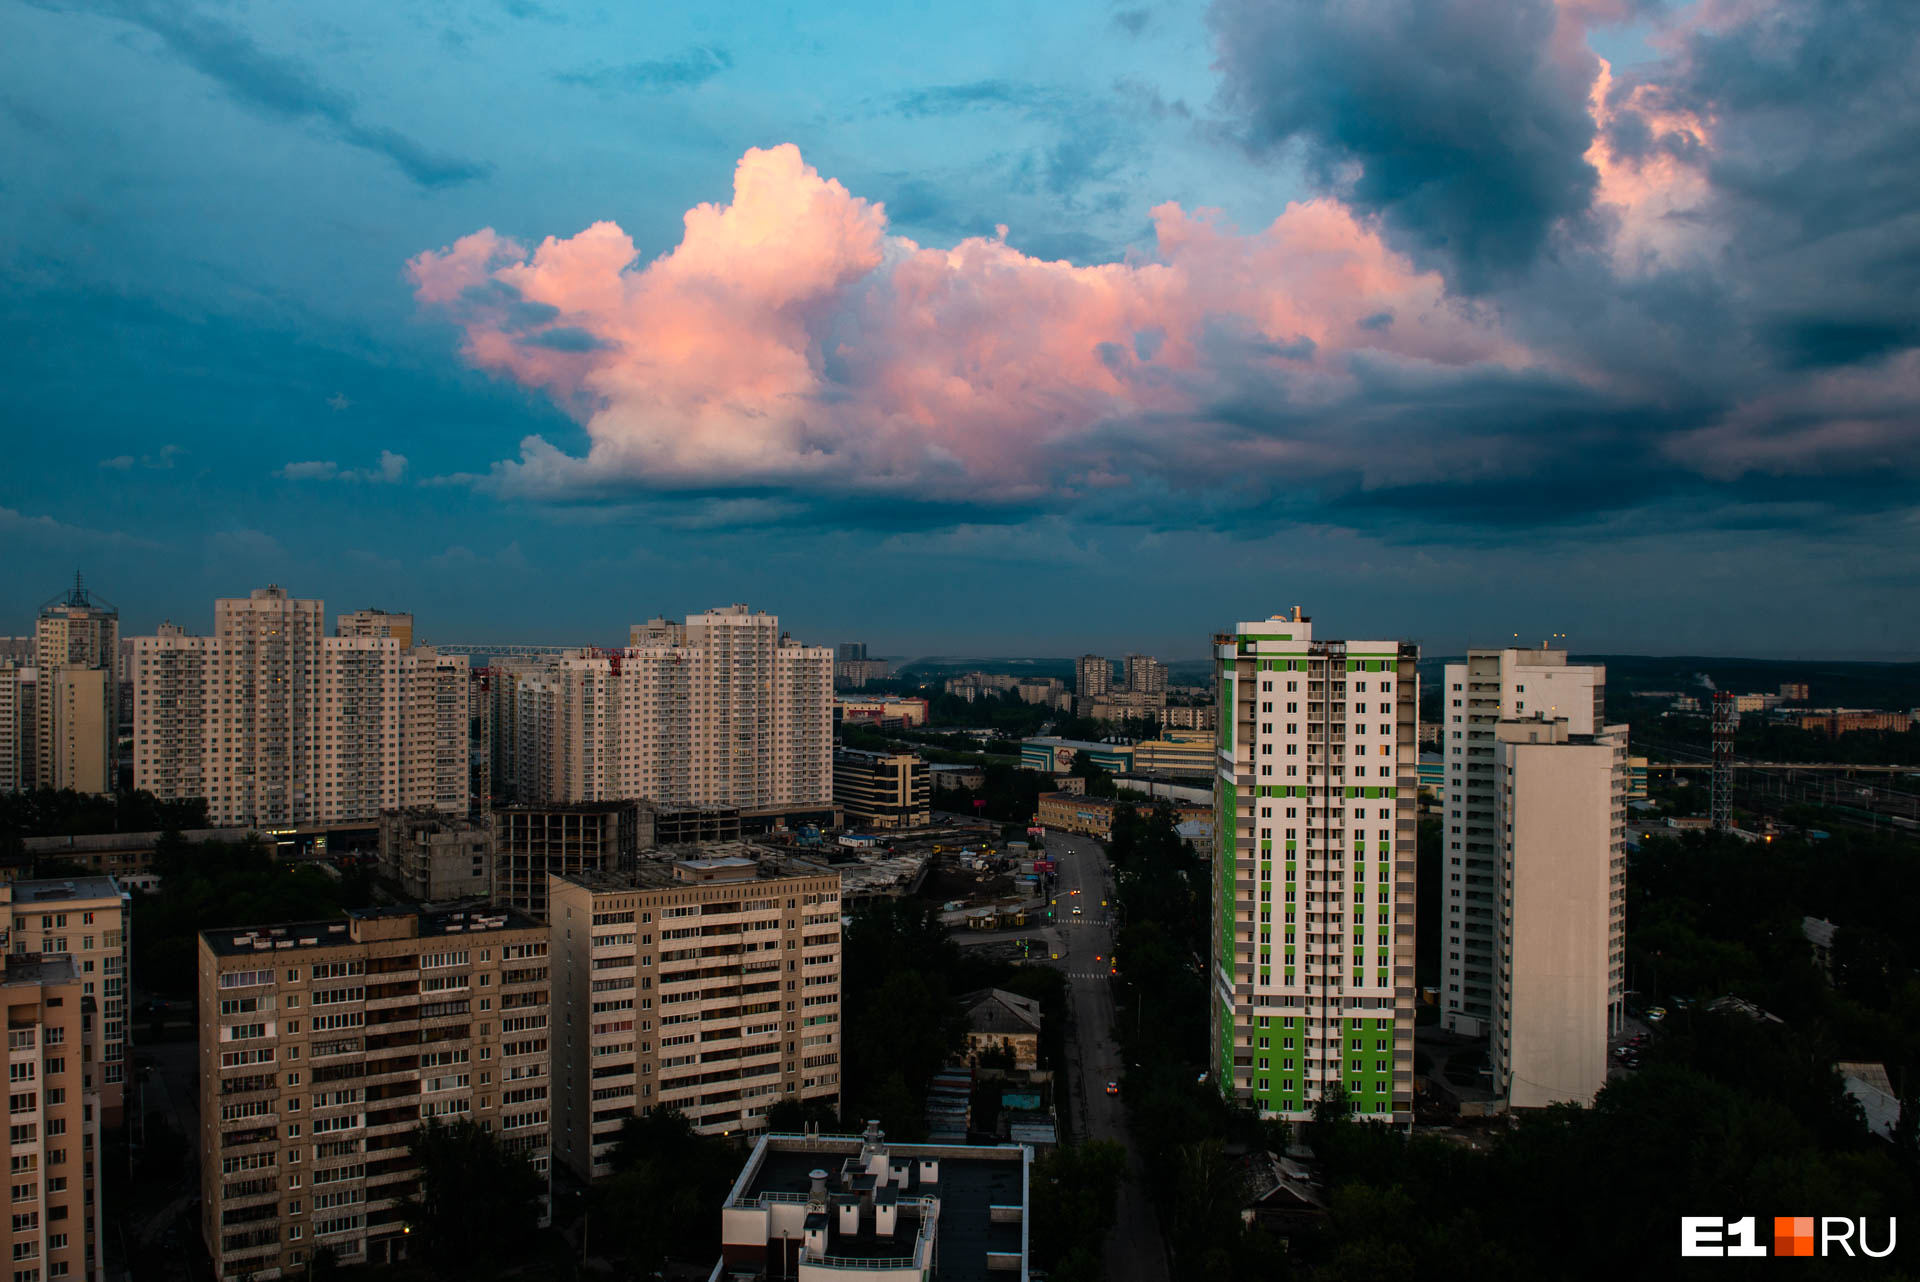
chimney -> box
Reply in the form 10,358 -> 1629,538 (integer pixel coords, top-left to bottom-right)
808,1169 -> 828,1210
1291,605 -> 1302,622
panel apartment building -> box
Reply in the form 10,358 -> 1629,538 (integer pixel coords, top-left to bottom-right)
0,955 -> 106,1282
197,906 -> 550,1280
489,606 -> 832,813
1212,610 -> 1418,1123
549,853 -> 842,1176
1491,718 -> 1629,1109
1440,648 -> 1604,1037
130,588 -> 469,827
0,878 -> 132,1126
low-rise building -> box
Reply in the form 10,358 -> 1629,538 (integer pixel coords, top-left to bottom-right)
491,801 -> 645,920
718,1123 -> 1030,1281
834,749 -> 930,829
1019,737 -> 1133,775
1080,690 -> 1166,722
927,765 -> 986,794
0,954 -> 105,1282
1797,710 -> 1914,735
961,988 -> 1042,1072
549,853 -> 841,1174
1162,703 -> 1217,731
1033,792 -> 1210,840
197,905 -> 552,1280
1131,731 -> 1214,776
835,697 -> 929,728
378,809 -> 491,901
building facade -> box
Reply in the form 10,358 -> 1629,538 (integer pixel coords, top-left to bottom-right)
1018,738 -> 1134,775
833,749 -> 930,829
1132,731 -> 1216,775
129,589 -> 469,828
335,609 -> 414,649
0,878 -> 132,1125
377,810 -> 491,902
0,955 -> 105,1282
1034,792 -> 1210,840
488,607 -> 832,813
1212,610 -> 1418,1123
0,663 -> 36,793
1125,654 -> 1169,695
1490,718 -> 1628,1109
549,854 -> 842,1175
491,802 -> 645,921
1074,655 -> 1111,700
34,580 -> 119,796
196,906 -> 551,1280
1440,649 -> 1604,1037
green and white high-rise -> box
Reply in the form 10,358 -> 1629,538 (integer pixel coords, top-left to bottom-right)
1212,609 -> 1418,1123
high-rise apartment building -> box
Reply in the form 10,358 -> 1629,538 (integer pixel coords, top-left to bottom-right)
836,643 -> 867,663
0,954 -> 106,1282
35,579 -> 119,795
197,906 -> 551,1280
0,878 -> 133,1125
548,852 -> 842,1174
1440,648 -> 1604,1036
336,609 -> 414,649
1075,654 -> 1112,699
492,606 -> 831,813
130,588 -> 468,827
1212,609 -> 1417,1122
1490,717 -> 1628,1108
1125,654 -> 1169,695
0,663 -> 37,792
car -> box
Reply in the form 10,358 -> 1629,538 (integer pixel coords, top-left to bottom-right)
1645,1006 -> 1668,1022
1105,1081 -> 1120,1096
1072,907 -> 1083,916
1070,888 -> 1080,895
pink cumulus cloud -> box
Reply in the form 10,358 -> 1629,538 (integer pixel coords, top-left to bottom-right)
408,143 -> 1530,500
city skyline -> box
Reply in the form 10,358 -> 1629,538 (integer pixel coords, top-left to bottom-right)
5,2 -> 1919,656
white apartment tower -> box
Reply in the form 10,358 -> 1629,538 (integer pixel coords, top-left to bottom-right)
494,606 -> 831,812
1212,610 -> 1417,1122
1125,654 -> 1168,695
1490,718 -> 1629,1108
1440,649 -> 1604,1036
129,588 -> 468,827
1075,655 -> 1112,698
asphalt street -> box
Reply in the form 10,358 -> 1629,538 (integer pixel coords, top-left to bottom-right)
1041,828 -> 1171,1282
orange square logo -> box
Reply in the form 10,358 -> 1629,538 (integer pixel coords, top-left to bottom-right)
1774,1216 -> 1815,1257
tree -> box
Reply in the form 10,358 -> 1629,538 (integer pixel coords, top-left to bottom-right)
765,1093 -> 840,1134
1031,1142 -> 1127,1282
596,1109 -> 742,1276
403,1118 -> 544,1273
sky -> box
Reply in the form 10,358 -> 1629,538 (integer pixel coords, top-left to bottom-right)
3,0 -> 1917,659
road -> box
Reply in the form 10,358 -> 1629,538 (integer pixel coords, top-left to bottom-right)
1040,828 -> 1171,1282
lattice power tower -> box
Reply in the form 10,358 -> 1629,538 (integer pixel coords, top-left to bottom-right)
1711,691 -> 1736,832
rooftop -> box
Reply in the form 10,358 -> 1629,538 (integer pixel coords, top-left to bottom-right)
734,1131 -> 1027,1282
559,849 -> 837,895
201,903 -> 540,957
0,955 -> 79,988
4,876 -> 126,904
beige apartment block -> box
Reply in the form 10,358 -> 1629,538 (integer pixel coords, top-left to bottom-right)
130,588 -> 468,827
0,956 -> 105,1282
1441,648 -> 1605,1037
34,582 -> 119,796
335,610 -> 414,649
490,606 -> 831,813
1491,718 -> 1629,1109
197,905 -> 551,1280
0,879 -> 131,1126
548,852 -> 842,1178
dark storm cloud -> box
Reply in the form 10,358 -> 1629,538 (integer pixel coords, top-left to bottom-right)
1208,0 -> 1600,290
54,0 -> 489,188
